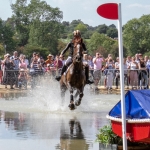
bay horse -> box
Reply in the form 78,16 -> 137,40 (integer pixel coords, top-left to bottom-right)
60,43 -> 86,110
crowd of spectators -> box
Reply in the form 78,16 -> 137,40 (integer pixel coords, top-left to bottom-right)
83,53 -> 150,90
0,51 -> 63,89
0,51 -> 149,90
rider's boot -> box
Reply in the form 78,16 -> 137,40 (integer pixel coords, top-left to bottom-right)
85,66 -> 94,84
55,65 -> 67,81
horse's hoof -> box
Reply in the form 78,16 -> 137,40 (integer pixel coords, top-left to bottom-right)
75,100 -> 81,106
68,103 -> 76,110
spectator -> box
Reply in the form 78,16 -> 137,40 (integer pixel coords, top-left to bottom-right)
135,53 -> 140,64
54,55 -> 63,76
37,64 -> 45,77
126,56 -> 131,85
24,55 -> 29,68
138,53 -> 143,60
35,53 -> 41,64
128,57 -> 138,89
0,58 -> 2,84
135,53 -> 141,87
88,55 -> 94,77
104,54 -> 113,87
30,52 -> 36,64
45,54 -> 53,66
93,52 -> 104,90
123,58 -> 129,89
11,51 -> 20,70
11,51 -> 20,88
19,56 -> 27,70
115,58 -> 129,89
54,55 -> 63,69
114,57 -> 119,89
105,57 -> 115,90
2,53 -> 16,89
138,57 -> 148,89
30,57 -> 39,74
146,56 -> 150,89
40,57 -> 45,67
18,69 -> 27,89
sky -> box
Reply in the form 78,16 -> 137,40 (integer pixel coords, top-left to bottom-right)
0,0 -> 150,27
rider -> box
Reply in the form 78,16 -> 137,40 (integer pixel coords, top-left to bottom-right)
55,30 -> 94,84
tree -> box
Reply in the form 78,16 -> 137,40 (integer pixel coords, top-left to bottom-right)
96,24 -> 108,34
75,23 -> 87,33
11,0 -> 64,55
87,32 -> 106,54
0,19 -> 15,54
87,32 -> 123,57
11,0 -> 30,46
123,15 -> 150,56
109,24 -> 117,29
106,28 -> 118,38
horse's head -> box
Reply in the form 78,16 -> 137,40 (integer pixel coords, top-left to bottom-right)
73,43 -> 83,63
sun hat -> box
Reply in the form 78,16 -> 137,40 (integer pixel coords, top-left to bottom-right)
48,54 -> 52,57
47,54 -> 52,58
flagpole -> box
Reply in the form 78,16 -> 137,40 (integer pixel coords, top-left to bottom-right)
118,3 -> 127,150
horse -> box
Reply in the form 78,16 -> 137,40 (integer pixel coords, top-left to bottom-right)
60,43 -> 86,110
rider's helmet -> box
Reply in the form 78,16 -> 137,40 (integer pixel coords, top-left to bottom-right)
73,30 -> 81,37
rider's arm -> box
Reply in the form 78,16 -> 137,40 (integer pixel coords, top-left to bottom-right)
82,43 -> 87,53
61,42 -> 71,55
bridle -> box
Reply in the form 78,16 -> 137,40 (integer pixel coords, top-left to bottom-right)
73,43 -> 83,63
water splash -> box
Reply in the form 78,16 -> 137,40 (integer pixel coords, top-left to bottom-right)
29,78 -> 120,113
0,78 -> 120,113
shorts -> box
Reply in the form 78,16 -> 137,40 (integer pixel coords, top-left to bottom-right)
93,70 -> 101,80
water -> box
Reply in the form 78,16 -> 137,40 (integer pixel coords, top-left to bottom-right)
0,79 -> 121,150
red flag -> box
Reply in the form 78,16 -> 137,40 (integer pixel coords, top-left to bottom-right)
97,3 -> 118,20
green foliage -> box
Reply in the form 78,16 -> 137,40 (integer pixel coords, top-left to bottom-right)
0,19 -> 15,54
74,23 -> 87,33
23,45 -> 49,59
87,32 -> 119,57
87,32 -> 106,52
57,40 -> 67,55
123,15 -> 150,56
96,124 -> 122,146
106,28 -> 118,38
11,0 -> 30,46
0,43 -> 4,56
11,0 -> 63,55
96,24 -> 108,34
2,0 -> 150,58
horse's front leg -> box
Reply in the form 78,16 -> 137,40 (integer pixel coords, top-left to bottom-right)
68,83 -> 76,110
75,87 -> 84,106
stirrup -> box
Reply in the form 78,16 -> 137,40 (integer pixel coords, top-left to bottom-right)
55,76 -> 61,81
86,79 -> 94,85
